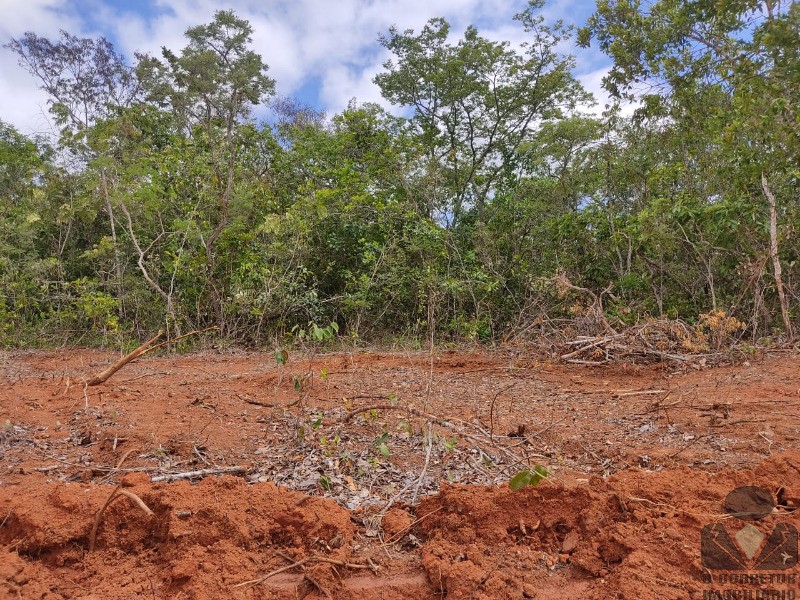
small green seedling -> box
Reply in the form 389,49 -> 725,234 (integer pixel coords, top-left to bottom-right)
275,348 -> 289,366
291,321 -> 339,344
509,465 -> 549,490
373,432 -> 390,457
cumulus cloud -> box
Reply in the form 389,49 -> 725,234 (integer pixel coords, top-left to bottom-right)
576,65 -> 640,117
578,66 -> 612,114
0,0 -> 612,134
0,0 -> 86,136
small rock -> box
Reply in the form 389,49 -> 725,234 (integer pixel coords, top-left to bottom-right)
561,531 -> 580,554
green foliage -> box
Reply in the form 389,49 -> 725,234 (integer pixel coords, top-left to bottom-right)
373,433 -> 391,457
5,31 -> 138,142
1,3 -> 798,348
291,321 -> 339,345
136,10 -> 275,130
275,349 -> 288,366
579,0 -> 800,335
311,413 -> 324,430
375,2 -> 588,227
509,465 -> 549,490
72,279 -> 120,333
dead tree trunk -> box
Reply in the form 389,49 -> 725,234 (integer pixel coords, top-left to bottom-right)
761,173 -> 793,339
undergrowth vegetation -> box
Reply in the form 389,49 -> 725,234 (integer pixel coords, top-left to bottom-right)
1,1 -> 798,349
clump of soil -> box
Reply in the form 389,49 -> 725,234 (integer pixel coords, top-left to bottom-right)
415,451 -> 800,599
1,474 -> 356,598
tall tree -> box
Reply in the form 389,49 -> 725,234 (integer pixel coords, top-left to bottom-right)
581,0 -> 799,336
136,10 -> 276,332
6,31 -> 140,313
0,121 -> 47,340
5,31 -> 139,141
375,0 -> 589,227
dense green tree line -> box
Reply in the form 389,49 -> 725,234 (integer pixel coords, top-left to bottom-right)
0,1 -> 797,347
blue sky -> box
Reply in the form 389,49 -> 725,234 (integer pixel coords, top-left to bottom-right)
0,0 -> 612,136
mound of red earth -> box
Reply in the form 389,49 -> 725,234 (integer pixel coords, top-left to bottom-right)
2,452 -> 799,599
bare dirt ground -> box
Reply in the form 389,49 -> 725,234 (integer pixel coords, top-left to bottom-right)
1,347 -> 799,599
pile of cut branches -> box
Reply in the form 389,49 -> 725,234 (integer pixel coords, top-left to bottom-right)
560,317 -> 739,365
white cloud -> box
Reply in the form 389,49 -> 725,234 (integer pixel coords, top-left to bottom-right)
0,59 -> 55,137
318,55 -> 391,113
577,65 -> 639,117
0,0 -> 81,36
0,0 -> 613,135
0,0 -> 86,136
578,66 -> 611,114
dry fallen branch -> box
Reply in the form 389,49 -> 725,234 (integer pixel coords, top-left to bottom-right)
89,485 -> 154,551
561,335 -> 622,360
89,485 -> 121,551
233,555 -> 378,590
553,271 -> 617,335
614,389 -> 667,398
117,490 -> 155,516
150,465 -> 246,483
237,393 -> 308,409
489,382 -> 518,441
557,317 -> 733,366
237,394 -> 280,407
115,448 -> 136,470
87,330 -> 164,386
341,404 -> 454,428
87,326 -> 219,386
566,358 -> 610,365
98,447 -> 138,484
304,573 -> 332,599
626,496 -> 731,520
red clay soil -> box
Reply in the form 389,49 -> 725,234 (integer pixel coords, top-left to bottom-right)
1,348 -> 799,598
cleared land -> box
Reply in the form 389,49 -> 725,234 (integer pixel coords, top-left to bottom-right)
1,348 -> 799,598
